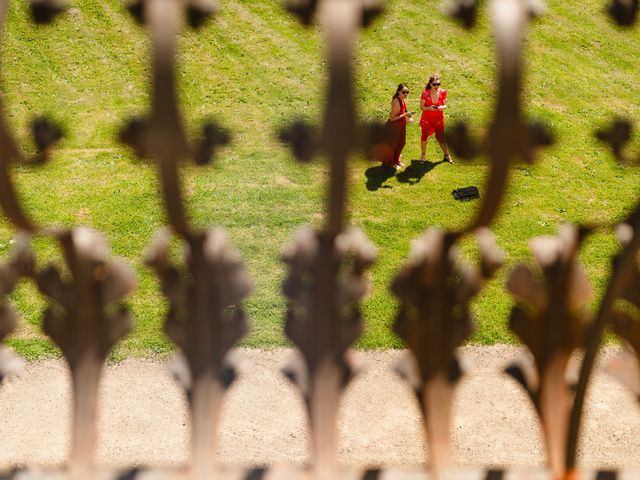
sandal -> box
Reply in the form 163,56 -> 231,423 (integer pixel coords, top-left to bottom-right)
444,154 -> 454,164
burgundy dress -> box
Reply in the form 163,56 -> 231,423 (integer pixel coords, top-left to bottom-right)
379,97 -> 407,168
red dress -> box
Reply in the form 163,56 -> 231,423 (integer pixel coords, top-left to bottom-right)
379,98 -> 407,168
420,88 -> 447,142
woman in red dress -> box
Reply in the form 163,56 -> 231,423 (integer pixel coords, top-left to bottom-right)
380,84 -> 414,169
419,73 -> 453,164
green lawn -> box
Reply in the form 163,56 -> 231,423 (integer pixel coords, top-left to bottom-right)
0,0 -> 639,359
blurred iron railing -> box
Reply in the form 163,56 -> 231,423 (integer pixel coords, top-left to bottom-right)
0,0 -> 639,478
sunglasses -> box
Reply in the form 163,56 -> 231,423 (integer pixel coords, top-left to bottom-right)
431,82 -> 441,86
401,90 -> 410,94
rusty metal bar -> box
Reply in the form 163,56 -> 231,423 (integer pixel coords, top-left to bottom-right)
388,0 -> 546,473
122,2 -> 252,478
279,0 -> 381,476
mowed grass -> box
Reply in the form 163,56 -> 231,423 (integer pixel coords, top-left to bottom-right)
0,0 -> 638,359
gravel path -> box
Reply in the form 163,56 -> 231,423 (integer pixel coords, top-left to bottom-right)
0,346 -> 638,470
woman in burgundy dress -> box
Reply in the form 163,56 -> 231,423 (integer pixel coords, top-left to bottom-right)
379,83 -> 414,169
419,73 -> 453,164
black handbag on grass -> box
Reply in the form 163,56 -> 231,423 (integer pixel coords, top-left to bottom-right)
452,186 -> 480,201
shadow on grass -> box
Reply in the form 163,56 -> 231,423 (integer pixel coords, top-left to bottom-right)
365,165 -> 397,191
396,159 -> 443,185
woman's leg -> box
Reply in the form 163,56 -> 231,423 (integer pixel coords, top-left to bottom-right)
436,129 -> 453,163
437,140 -> 450,156
420,126 -> 430,161
420,140 -> 428,161
395,126 -> 407,167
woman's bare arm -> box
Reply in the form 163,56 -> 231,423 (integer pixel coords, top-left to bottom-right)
389,98 -> 407,121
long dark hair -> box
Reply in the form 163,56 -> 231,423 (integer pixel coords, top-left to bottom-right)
425,73 -> 440,90
392,83 -> 408,100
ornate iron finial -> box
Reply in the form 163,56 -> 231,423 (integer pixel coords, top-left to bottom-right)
392,227 -> 503,471
145,227 -> 252,477
389,0 -> 538,471
505,223 -> 592,477
278,0 -> 381,474
121,1 -> 250,477
282,226 -> 376,473
35,227 -> 136,476
1,4 -> 138,477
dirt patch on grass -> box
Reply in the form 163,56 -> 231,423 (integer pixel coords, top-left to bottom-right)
275,176 -> 296,187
